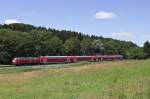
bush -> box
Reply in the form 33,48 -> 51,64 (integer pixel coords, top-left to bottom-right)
126,48 -> 146,59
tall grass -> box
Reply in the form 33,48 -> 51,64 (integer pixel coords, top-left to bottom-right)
0,60 -> 150,99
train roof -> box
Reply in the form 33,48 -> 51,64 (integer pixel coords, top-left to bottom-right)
40,55 -> 123,58
13,55 -> 123,59
13,57 -> 37,59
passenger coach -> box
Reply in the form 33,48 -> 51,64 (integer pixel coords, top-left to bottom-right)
12,55 -> 123,65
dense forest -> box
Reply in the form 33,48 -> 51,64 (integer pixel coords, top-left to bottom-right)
0,23 -> 149,64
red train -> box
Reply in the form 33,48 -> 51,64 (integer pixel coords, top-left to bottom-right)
12,55 -> 123,65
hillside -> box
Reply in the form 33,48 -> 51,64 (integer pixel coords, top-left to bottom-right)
0,23 -> 145,64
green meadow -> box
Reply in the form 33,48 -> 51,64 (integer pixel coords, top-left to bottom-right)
0,60 -> 150,99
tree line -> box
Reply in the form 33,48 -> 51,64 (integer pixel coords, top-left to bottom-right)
0,23 -> 149,64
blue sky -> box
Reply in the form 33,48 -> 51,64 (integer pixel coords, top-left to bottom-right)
0,0 -> 150,46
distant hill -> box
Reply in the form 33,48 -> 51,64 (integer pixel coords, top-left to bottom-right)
0,23 -> 138,46
0,23 -> 145,64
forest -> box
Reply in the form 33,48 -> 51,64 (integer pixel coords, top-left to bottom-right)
0,23 -> 150,64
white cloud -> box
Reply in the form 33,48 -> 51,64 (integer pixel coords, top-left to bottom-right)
110,32 -> 132,37
108,32 -> 150,47
4,19 -> 20,24
94,11 -> 116,19
104,32 -> 134,43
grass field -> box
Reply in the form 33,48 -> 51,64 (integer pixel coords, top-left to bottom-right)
0,60 -> 150,99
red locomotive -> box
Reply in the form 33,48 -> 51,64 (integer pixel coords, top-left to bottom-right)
12,55 -> 123,65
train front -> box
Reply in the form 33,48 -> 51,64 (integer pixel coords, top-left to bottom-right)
12,58 -> 18,65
